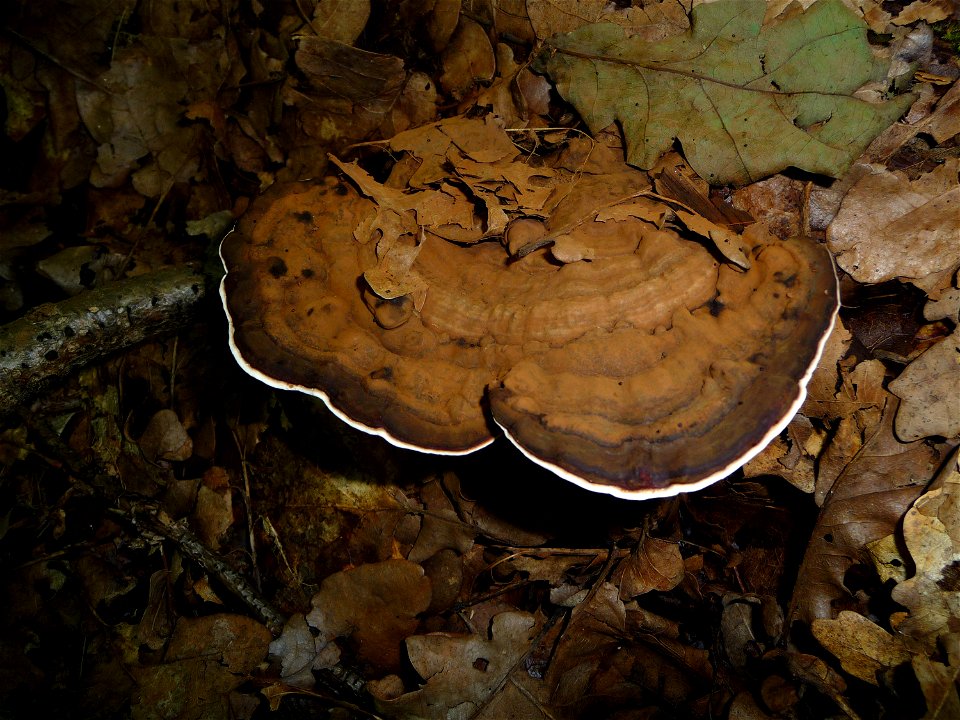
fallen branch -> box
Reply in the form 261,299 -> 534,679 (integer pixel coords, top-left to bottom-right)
0,266 -> 210,413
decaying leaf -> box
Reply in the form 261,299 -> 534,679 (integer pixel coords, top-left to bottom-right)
888,326 -> 960,442
311,0 -> 371,44
613,536 -> 685,598
547,583 -> 714,715
890,449 -> 960,654
439,17 -> 496,98
541,0 -> 914,184
827,159 -> 960,290
526,0 -> 689,42
75,35 -> 231,196
269,613 -> 341,688
373,611 -> 539,719
811,610 -> 912,684
130,614 -> 271,719
788,398 -> 941,626
305,559 -> 432,673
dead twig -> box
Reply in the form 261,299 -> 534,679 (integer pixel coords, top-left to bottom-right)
0,266 -> 210,414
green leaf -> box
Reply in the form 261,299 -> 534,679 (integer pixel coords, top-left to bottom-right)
542,0 -> 915,185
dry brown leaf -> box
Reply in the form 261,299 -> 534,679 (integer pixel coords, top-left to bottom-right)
867,79 -> 960,163
913,641 -> 960,720
890,449 -> 960,654
192,467 -> 234,550
131,614 -> 271,719
425,0 -> 461,51
672,208 -> 751,269
546,582 -> 627,708
138,409 -> 193,463
800,318 -> 853,420
526,0 -> 611,37
547,583 -> 712,715
76,37 -> 230,196
527,0 -> 689,40
731,174 -> 806,239
889,326 -> 960,442
925,288 -> 960,323
439,17 -> 495,99
268,613 -> 341,688
373,611 -> 539,719
788,398 -> 941,626
866,533 -> 909,584
721,595 -> 763,668
312,0 -> 370,44
285,35 -> 405,161
407,476 -> 476,563
891,0 -> 955,25
827,159 -> 960,289
305,559 -> 432,673
614,537 -> 684,599
504,550 -> 606,585
812,609 -> 912,685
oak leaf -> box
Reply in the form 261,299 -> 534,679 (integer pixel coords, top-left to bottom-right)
541,0 -> 914,184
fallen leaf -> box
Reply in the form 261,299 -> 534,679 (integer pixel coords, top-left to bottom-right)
811,610 -> 912,685
373,611 -> 539,719
912,643 -> 960,720
138,409 -> 193,463
527,0 -> 689,41
269,613 -> 342,689
76,35 -> 230,196
890,449 -> 960,654
547,583 -> 713,714
613,536 -> 685,598
788,398 -> 941,626
439,17 -> 495,99
131,614 -> 271,720
891,0 -> 955,25
312,0 -> 370,44
192,466 -> 234,550
407,476 -> 476,563
888,326 -> 960,441
827,159 -> 960,288
305,559 -> 431,674
541,0 -> 914,184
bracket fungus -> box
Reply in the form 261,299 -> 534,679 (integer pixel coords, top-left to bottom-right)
220,120 -> 838,499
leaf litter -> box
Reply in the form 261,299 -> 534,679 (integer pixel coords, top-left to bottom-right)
0,0 -> 958,718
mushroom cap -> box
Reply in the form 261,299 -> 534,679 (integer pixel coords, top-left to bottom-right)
221,176 -> 838,499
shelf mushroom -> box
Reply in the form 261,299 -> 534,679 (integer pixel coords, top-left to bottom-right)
221,170 -> 838,500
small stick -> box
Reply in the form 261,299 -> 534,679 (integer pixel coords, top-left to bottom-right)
0,266 -> 209,413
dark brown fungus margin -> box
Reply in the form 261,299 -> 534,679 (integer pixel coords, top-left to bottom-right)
220,177 -> 838,500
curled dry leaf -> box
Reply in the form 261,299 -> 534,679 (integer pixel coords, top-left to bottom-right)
614,536 -> 685,598
221,116 -> 839,499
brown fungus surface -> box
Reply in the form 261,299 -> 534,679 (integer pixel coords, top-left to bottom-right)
220,123 -> 838,499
